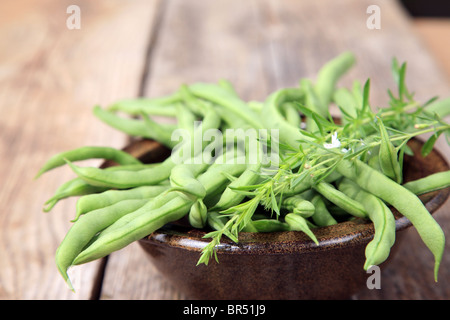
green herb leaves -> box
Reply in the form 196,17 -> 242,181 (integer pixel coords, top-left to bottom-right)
377,117 -> 402,183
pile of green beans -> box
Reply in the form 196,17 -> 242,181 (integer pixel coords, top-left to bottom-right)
37,52 -> 450,290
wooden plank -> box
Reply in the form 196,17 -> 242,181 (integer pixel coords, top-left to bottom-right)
0,0 -> 159,299
100,0 -> 450,299
413,18 -> 450,81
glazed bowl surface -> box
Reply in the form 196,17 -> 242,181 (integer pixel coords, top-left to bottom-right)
123,138 -> 449,300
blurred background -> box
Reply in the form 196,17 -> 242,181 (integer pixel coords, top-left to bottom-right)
401,0 -> 450,79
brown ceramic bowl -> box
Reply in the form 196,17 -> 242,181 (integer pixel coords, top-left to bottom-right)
119,138 -> 449,300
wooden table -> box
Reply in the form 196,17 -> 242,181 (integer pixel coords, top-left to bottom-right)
1,0 -> 449,300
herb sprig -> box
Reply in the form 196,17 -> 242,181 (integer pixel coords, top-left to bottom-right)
198,59 -> 450,265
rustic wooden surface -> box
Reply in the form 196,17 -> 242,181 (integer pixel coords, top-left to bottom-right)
414,18 -> 450,81
0,0 -> 449,300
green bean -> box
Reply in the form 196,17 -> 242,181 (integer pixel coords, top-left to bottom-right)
111,103 -> 178,117
313,182 -> 367,218
105,163 -> 161,170
310,194 -> 338,227
425,97 -> 450,119
377,118 -> 402,183
368,153 -> 382,172
300,78 -> 327,132
63,190 -> 180,286
336,159 -> 445,281
188,82 -> 263,129
107,92 -> 181,116
338,178 -> 396,269
217,79 -> 239,97
299,52 -> 355,131
141,113 -> 178,145
251,219 -> 290,232
171,92 -> 222,164
240,220 -> 259,232
172,99 -> 223,169
72,161 -> 247,266
65,156 -> 176,189
175,103 -> 197,135
281,195 -> 315,218
282,102 -> 302,127
35,146 -> 141,179
284,213 -> 319,244
96,153 -> 242,239
298,189 -> 316,201
281,169 -> 342,197
91,190 -> 180,241
327,205 -> 352,218
43,163 -> 161,212
351,80 -> 363,108
212,104 -> 250,130
74,185 -> 169,222
403,171 -> 450,195
179,84 -> 211,116
211,163 -> 262,211
43,178 -> 107,212
262,88 -> 312,149
247,101 -> 263,113
76,196 -> 194,265
315,51 -> 356,108
333,87 -> 359,120
221,128 -> 264,165
169,163 -> 208,199
189,199 -> 207,228
93,106 -> 177,148
192,99 -> 222,146
55,198 -> 149,290
197,162 -> 247,196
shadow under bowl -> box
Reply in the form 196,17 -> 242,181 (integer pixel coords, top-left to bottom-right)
122,138 -> 449,300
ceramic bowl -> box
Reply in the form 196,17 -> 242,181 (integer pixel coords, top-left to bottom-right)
119,138 -> 449,300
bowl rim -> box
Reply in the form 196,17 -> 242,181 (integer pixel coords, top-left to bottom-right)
117,138 -> 450,255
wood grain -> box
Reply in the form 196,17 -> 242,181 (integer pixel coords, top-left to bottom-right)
0,0 -> 159,299
413,18 -> 450,82
100,0 -> 450,299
